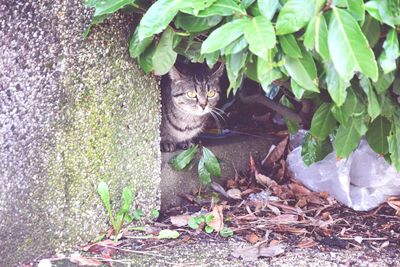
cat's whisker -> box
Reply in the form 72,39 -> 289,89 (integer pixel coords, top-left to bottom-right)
211,109 -> 226,122
213,107 -> 227,116
209,111 -> 222,129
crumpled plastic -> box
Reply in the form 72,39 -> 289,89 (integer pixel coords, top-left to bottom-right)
287,132 -> 400,211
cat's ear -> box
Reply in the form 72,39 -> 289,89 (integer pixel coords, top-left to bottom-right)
169,66 -> 185,81
210,62 -> 225,80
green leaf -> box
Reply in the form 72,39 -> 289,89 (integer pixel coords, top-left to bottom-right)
221,36 -> 248,55
138,0 -> 190,40
347,0 -> 365,22
244,16 -> 276,61
196,0 -> 246,17
198,157 -> 212,185
304,14 -> 330,60
301,132 -> 333,166
328,7 -> 378,82
180,0 -> 218,15
284,49 -> 319,92
119,186 -> 133,214
150,208 -> 160,219
310,103 -> 337,140
361,15 -> 381,48
132,209 -> 144,220
373,69 -> 396,94
257,61 -> 282,90
220,227 -> 234,237
158,229 -> 180,239
279,34 -> 301,58
152,27 -> 177,75
205,225 -> 214,233
366,116 -> 391,154
87,0 -> 135,17
290,79 -> 304,99
330,88 -> 366,125
174,39 -> 204,63
365,0 -> 400,27
97,181 -> 114,226
325,62 -> 348,106
242,0 -> 256,8
388,115 -> 400,171
188,217 -> 200,229
225,50 -> 247,91
334,117 -> 365,158
280,96 -> 299,133
175,13 -> 222,32
378,29 -> 400,74
129,28 -> 153,58
170,145 -> 198,170
205,51 -> 220,68
359,75 -> 382,120
201,18 -> 248,54
138,42 -> 156,73
202,147 -> 221,177
258,0 -> 280,20
276,0 -> 317,35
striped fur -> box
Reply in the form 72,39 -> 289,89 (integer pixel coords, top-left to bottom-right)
160,64 -> 224,152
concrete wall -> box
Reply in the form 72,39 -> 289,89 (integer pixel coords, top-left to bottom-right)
0,1 -> 161,265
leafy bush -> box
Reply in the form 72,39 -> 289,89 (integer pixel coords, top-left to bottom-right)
85,0 -> 400,171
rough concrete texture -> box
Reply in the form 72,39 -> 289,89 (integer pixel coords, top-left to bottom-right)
160,135 -> 274,210
51,240 -> 399,266
0,1 -> 160,265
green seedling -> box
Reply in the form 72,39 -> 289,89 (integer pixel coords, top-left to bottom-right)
188,214 -> 234,237
170,145 -> 221,186
97,181 -> 143,240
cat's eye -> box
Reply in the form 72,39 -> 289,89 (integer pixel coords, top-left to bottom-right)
187,91 -> 197,98
207,90 -> 216,98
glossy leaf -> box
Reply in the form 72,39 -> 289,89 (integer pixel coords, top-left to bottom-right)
388,114 -> 400,171
225,50 -> 247,91
348,0 -> 365,22
202,147 -> 221,177
158,229 -> 180,239
284,49 -> 319,92
361,14 -> 381,48
301,132 -> 333,166
366,116 -> 391,154
359,75 -> 381,120
328,7 -> 378,82
258,0 -> 280,20
138,0 -> 190,40
276,0 -> 316,35
170,145 -> 198,170
310,103 -> 337,140
205,51 -> 220,68
373,69 -> 396,94
152,27 -> 177,75
279,34 -> 301,58
97,181 -> 111,216
334,117 -> 366,158
220,227 -> 234,237
257,56 -> 282,89
138,43 -> 156,73
175,13 -> 222,32
221,36 -> 248,55
87,0 -> 135,17
196,0 -> 246,17
326,63 -> 348,107
198,157 -> 212,185
290,79 -> 304,99
244,16 -> 276,61
378,29 -> 400,74
201,18 -> 248,54
129,28 -> 153,58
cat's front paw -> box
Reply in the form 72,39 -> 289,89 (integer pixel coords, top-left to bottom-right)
161,141 -> 176,152
178,140 -> 194,150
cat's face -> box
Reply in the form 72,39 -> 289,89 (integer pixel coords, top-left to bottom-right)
169,64 -> 224,116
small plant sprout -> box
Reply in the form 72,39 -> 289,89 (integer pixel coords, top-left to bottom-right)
97,181 -> 142,241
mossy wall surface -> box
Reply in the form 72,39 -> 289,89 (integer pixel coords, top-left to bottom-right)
0,1 -> 161,266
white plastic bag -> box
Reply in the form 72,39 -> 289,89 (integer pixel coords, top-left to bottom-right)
287,136 -> 400,211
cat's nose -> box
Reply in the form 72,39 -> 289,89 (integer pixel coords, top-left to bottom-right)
199,103 -> 206,110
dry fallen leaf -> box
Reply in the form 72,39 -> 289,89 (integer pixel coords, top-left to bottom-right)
255,171 -> 277,188
231,243 -> 285,261
170,214 -> 191,227
227,188 -> 242,199
70,253 -> 102,266
262,136 -> 288,167
387,197 -> 400,216
295,237 -> 317,248
245,233 -> 261,244
207,205 -> 224,232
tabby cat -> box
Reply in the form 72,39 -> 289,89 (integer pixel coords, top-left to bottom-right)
160,64 -> 224,152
